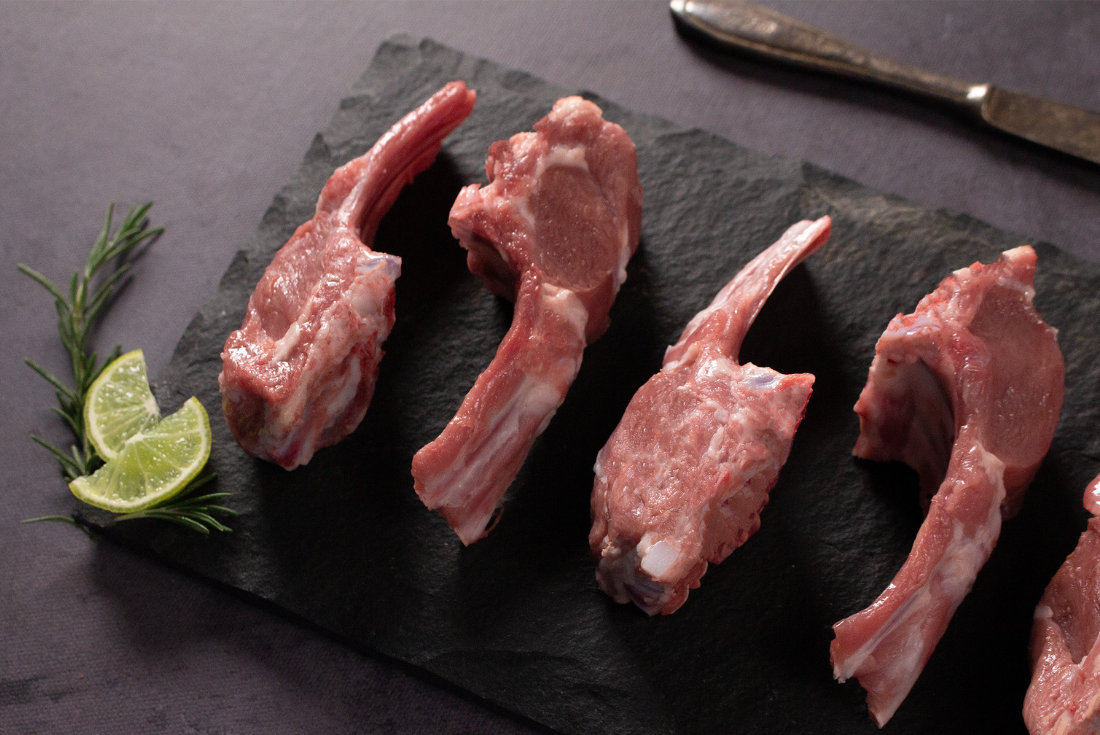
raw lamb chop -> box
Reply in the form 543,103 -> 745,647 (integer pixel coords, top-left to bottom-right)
411,96 -> 643,545
220,81 -> 476,469
590,216 -> 832,615
830,245 -> 1065,727
1024,473 -> 1100,735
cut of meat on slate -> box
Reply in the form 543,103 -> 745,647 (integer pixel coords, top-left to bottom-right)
831,246 -> 1065,727
411,96 -> 643,545
589,217 -> 831,615
1024,472 -> 1100,735
219,81 -> 477,470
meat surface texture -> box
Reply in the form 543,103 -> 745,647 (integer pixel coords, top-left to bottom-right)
220,81 -> 477,469
830,245 -> 1065,727
589,216 -> 832,615
411,96 -> 643,545
1024,473 -> 1100,735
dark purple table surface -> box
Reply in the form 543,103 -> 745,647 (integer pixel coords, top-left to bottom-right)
4,2 -> 1100,733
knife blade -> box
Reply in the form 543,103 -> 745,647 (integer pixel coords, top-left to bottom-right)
670,0 -> 1100,166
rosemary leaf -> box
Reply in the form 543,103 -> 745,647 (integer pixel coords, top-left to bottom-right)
30,436 -> 83,477
21,515 -> 101,541
16,265 -> 65,302
25,359 -> 78,399
22,515 -> 81,527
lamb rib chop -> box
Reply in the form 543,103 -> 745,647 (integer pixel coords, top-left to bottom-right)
590,216 -> 832,615
411,96 -> 643,545
1024,473 -> 1100,735
220,81 -> 476,469
830,245 -> 1065,727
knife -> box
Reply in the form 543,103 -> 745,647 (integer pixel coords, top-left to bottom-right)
670,0 -> 1100,166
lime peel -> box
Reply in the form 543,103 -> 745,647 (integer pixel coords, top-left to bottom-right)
71,396 -> 211,513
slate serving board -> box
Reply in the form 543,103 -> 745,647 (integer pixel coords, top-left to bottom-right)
75,36 -> 1100,734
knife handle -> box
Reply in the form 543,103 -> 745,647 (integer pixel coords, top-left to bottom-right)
671,0 -> 985,114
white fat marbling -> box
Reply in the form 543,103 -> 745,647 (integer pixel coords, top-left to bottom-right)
537,144 -> 589,176
272,323 -> 301,362
541,283 -> 589,339
324,358 -> 362,425
614,221 -> 632,291
707,425 -> 727,462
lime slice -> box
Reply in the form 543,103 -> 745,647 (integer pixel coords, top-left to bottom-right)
70,397 -> 211,513
84,349 -> 160,461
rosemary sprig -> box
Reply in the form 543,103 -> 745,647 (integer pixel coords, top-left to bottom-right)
114,476 -> 237,535
22,475 -> 235,536
22,202 -> 234,534
20,514 -> 100,540
20,202 -> 162,480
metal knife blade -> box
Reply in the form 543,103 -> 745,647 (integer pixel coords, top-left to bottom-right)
670,0 -> 1100,166
978,87 -> 1100,164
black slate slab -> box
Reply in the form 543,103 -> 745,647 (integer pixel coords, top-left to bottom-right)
75,36 -> 1100,734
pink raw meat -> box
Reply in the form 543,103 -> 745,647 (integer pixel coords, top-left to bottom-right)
590,216 -> 832,615
219,81 -> 476,469
1024,473 -> 1100,735
411,96 -> 643,545
831,246 -> 1065,727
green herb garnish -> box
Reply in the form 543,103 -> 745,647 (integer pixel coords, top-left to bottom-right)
21,202 -> 234,534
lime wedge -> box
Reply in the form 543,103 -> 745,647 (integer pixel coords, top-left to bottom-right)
70,397 -> 211,513
84,349 -> 160,461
